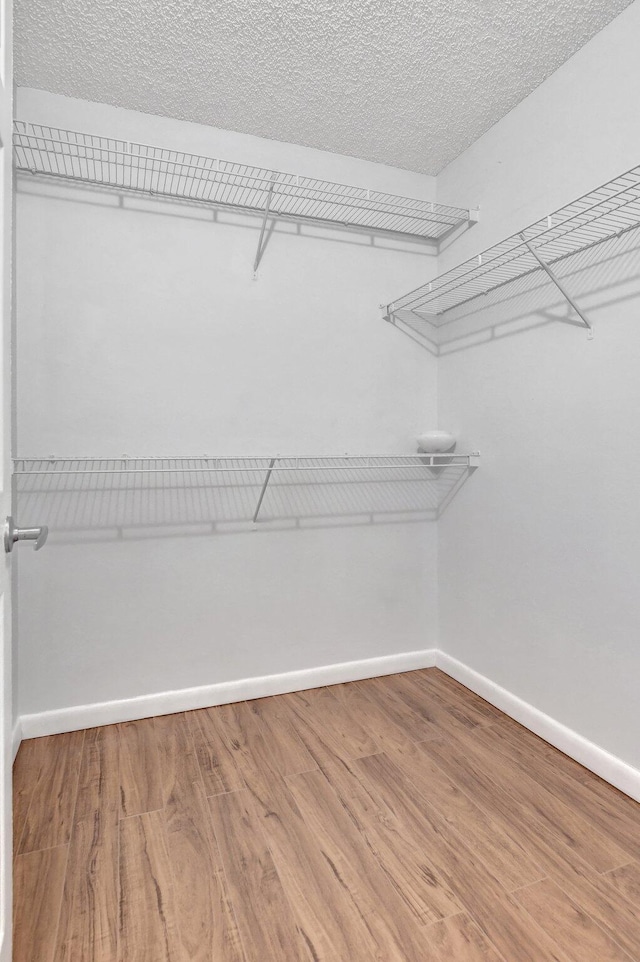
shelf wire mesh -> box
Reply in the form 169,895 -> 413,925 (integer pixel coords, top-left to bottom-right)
388,162 -> 640,323
14,122 -> 469,241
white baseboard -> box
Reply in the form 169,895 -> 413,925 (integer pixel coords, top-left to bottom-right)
16,647 -> 640,804
11,719 -> 23,762
437,652 -> 640,804
19,648 -> 438,739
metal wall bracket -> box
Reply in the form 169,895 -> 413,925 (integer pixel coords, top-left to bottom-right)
253,458 -> 276,522
519,234 -> 593,335
253,177 -> 277,274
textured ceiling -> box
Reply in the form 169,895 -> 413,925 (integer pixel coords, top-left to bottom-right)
15,0 -> 632,174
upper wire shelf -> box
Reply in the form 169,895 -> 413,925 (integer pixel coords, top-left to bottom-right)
14,454 -> 480,526
385,161 -> 640,329
13,121 -> 471,246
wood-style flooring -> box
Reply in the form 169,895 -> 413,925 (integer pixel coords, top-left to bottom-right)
12,668 -> 640,961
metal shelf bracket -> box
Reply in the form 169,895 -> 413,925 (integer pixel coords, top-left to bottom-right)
253,458 -> 277,523
253,176 -> 277,275
519,234 -> 593,336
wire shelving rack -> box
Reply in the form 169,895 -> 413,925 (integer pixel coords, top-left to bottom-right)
14,454 -> 480,526
13,122 -> 473,266
384,162 -> 640,334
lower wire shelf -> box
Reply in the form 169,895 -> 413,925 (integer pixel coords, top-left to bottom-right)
13,454 -> 480,531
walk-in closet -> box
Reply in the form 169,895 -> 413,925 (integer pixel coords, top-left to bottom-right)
2,1 -> 640,960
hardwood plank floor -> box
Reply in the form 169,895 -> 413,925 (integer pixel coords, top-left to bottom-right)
13,668 -> 640,961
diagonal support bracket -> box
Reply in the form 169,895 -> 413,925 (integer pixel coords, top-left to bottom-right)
253,458 -> 277,523
520,233 -> 593,337
253,176 -> 277,274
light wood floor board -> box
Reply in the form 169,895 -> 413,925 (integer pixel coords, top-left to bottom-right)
425,913 -> 506,962
214,697 -> 401,961
155,712 -> 246,962
54,813 -> 118,962
13,845 -> 69,962
426,727 -> 631,873
415,734 -> 640,960
513,877 -> 636,961
12,734 -> 46,852
366,672 -> 468,740
253,763 -> 384,961
18,729 -> 85,855
355,751 -> 572,962
117,718 -> 163,818
208,789 -> 306,962
13,668 -> 640,961
54,728 -> 120,962
283,703 -> 464,926
244,695 -> 317,777
603,861 -> 640,906
415,668 -> 504,723
392,670 -> 487,731
189,704 -> 247,796
286,686 -> 381,760
332,678 -> 419,754
387,738 -> 546,891
486,715 -> 640,859
118,810 -> 181,962
286,768 -> 438,960
358,673 -> 444,741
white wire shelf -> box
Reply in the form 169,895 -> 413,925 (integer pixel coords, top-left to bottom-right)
13,122 -> 472,248
385,162 -> 640,330
14,454 -> 480,527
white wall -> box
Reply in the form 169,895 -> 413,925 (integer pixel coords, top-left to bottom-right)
437,1 -> 640,769
15,90 -> 440,716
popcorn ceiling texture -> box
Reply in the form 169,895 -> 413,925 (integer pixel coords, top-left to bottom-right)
15,0 -> 632,175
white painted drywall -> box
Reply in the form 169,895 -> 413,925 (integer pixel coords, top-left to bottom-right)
437,1 -> 640,769
15,90 -> 439,716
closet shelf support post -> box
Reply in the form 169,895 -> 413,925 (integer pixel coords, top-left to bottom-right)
519,233 -> 593,335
